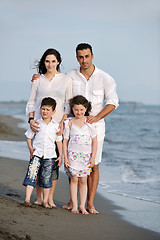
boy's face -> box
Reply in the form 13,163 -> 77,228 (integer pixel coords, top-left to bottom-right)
40,105 -> 55,120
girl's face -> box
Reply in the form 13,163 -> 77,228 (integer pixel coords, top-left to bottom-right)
72,104 -> 87,119
44,54 -> 59,73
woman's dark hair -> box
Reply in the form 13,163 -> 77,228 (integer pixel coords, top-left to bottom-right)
69,95 -> 92,116
41,97 -> 57,111
37,48 -> 62,74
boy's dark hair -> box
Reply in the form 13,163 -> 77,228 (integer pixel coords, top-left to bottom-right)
69,95 -> 92,116
41,97 -> 56,111
76,43 -> 93,55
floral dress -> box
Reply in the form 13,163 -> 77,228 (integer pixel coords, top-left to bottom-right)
63,119 -> 97,177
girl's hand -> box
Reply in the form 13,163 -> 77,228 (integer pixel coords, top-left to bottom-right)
55,156 -> 62,167
64,159 -> 70,168
89,158 -> 95,168
30,120 -> 40,132
29,147 -> 36,159
56,122 -> 64,136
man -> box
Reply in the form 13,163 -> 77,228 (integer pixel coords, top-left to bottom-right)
63,43 -> 119,213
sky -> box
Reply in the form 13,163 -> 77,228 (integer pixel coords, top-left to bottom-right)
0,0 -> 160,105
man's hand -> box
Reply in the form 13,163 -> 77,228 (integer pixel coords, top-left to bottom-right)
30,119 -> 40,132
31,73 -> 40,82
86,115 -> 99,124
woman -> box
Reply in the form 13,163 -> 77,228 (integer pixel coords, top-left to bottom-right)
26,48 -> 72,208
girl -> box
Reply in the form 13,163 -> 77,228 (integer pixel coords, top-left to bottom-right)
63,95 -> 97,214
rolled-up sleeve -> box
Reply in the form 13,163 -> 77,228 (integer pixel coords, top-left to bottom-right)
104,76 -> 119,109
26,80 -> 39,116
25,128 -> 35,139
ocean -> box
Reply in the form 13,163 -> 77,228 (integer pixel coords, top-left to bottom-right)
0,102 -> 160,232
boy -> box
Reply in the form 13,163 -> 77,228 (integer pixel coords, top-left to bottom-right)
23,97 -> 62,208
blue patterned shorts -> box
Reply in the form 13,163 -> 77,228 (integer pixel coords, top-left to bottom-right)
23,156 -> 57,188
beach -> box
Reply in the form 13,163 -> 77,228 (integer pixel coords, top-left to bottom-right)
0,115 -> 160,240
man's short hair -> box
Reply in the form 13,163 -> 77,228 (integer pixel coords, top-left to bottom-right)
41,97 -> 56,110
76,43 -> 93,55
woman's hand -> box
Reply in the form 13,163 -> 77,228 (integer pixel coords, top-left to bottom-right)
30,119 -> 40,132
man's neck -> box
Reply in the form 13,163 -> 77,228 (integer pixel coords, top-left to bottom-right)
80,64 -> 95,80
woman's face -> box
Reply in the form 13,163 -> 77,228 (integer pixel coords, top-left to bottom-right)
44,54 -> 59,73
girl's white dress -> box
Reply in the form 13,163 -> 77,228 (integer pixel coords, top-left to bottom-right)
63,119 -> 97,177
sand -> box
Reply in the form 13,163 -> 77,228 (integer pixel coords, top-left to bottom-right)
0,115 -> 160,240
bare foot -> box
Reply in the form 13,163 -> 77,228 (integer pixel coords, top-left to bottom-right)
62,200 -> 73,210
80,208 -> 89,215
87,205 -> 99,214
48,200 -> 57,209
71,208 -> 79,214
34,200 -> 42,206
43,202 -> 52,208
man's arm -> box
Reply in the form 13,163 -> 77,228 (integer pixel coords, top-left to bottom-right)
31,73 -> 40,82
87,104 -> 115,124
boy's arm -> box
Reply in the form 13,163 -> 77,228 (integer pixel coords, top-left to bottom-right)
63,138 -> 70,167
89,136 -> 97,168
55,141 -> 63,167
27,138 -> 36,159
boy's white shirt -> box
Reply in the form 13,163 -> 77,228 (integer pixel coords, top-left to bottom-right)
25,117 -> 62,159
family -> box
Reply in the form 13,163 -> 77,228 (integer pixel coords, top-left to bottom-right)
23,43 -> 119,214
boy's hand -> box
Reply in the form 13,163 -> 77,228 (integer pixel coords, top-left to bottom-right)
31,73 -> 40,82
29,147 -> 36,159
64,159 -> 70,168
30,120 -> 40,132
55,156 -> 62,167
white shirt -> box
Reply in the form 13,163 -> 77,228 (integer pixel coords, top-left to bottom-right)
66,66 -> 119,125
25,118 -> 62,159
26,73 -> 72,123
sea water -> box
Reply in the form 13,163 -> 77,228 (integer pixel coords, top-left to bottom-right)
0,102 -> 160,232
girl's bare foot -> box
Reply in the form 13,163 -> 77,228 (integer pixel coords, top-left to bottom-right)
80,208 -> 89,215
71,208 -> 79,214
34,200 -> 42,206
43,202 -> 52,208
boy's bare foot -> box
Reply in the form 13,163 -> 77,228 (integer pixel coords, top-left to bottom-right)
48,200 -> 57,209
87,205 -> 99,214
71,208 -> 79,214
24,201 -> 32,207
62,200 -> 72,210
80,208 -> 89,215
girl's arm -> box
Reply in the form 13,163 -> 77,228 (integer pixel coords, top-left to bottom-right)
55,141 -> 63,167
27,138 -> 36,159
89,136 -> 97,168
56,113 -> 69,136
63,138 -> 70,167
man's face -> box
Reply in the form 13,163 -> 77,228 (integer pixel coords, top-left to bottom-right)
76,48 -> 94,70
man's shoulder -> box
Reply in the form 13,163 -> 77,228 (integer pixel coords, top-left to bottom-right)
66,68 -> 78,77
95,66 -> 113,79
